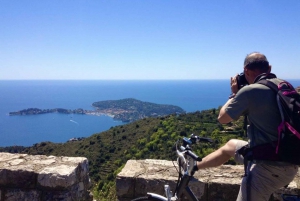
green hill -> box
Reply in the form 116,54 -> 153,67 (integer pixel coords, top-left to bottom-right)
92,98 -> 185,122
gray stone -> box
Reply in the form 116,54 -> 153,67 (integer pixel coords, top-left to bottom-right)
0,153 -> 92,201
38,164 -> 78,188
4,189 -> 41,201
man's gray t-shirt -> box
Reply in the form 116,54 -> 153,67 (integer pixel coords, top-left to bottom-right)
225,78 -> 282,147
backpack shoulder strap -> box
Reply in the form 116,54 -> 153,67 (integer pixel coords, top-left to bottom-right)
257,79 -> 285,140
257,79 -> 279,93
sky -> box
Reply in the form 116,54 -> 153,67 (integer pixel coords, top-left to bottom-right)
0,1 -> 299,80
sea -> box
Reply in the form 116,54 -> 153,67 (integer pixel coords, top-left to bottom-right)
1,79 -> 300,147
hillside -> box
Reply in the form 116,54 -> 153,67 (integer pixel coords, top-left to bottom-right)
92,98 -> 185,122
4,108 -> 246,200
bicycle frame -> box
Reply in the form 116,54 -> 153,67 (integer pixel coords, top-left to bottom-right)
174,174 -> 198,201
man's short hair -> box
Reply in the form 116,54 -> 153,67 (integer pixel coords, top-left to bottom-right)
244,52 -> 269,72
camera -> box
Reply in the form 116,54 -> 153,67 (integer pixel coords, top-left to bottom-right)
236,72 -> 248,89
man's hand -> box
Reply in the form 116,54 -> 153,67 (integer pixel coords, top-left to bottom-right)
231,74 -> 239,94
219,75 -> 237,124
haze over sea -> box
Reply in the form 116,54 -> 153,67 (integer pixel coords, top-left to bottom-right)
1,80 -> 300,147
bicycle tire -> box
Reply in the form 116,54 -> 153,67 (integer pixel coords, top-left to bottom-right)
131,196 -> 165,201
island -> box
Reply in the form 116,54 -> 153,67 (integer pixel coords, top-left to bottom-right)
9,98 -> 185,122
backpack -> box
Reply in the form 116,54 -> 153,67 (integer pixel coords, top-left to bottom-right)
255,79 -> 300,164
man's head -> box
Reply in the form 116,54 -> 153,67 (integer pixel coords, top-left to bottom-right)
243,52 -> 271,84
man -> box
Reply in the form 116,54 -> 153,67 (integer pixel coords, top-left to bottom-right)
196,52 -> 298,201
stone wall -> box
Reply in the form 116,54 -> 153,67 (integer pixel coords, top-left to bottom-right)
0,153 -> 92,201
116,159 -> 300,201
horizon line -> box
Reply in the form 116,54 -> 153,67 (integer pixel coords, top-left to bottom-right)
0,78 -> 230,81
1,78 -> 300,81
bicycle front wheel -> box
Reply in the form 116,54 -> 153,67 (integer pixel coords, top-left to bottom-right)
131,196 -> 166,201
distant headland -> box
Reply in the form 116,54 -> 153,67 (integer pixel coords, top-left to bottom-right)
9,98 -> 185,122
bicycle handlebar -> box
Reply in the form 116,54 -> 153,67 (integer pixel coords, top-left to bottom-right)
176,134 -> 213,173
190,134 -> 214,143
186,150 -> 202,161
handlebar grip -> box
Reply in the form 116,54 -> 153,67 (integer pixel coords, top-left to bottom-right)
187,150 -> 202,161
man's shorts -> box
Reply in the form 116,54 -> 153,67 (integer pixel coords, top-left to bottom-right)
233,140 -> 298,201
234,140 -> 248,164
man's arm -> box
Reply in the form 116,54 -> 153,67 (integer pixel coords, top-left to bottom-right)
218,98 -> 233,124
218,75 -> 239,124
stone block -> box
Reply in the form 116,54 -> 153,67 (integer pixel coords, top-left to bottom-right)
116,175 -> 136,198
0,153 -> 92,201
38,164 -> 78,189
41,190 -> 78,201
4,189 -> 41,201
0,153 -> 37,188
0,169 -> 37,188
117,160 -> 300,201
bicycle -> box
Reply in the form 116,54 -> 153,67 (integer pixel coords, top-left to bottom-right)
131,134 -> 213,201
130,134 -> 300,201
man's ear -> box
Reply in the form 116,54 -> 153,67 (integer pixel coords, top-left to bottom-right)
267,65 -> 272,73
244,67 -> 251,76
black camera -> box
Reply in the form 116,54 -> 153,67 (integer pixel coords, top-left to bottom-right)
236,72 -> 248,89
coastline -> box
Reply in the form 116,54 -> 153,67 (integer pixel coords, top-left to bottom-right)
8,98 -> 185,123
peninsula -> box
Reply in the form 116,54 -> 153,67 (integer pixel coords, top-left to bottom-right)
9,98 -> 185,122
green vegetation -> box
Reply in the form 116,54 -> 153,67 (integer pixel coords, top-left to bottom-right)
1,108 -> 247,200
92,98 -> 185,122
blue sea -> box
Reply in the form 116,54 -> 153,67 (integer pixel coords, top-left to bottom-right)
1,80 -> 300,147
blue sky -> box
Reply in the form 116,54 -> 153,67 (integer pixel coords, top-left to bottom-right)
1,1 -> 299,80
